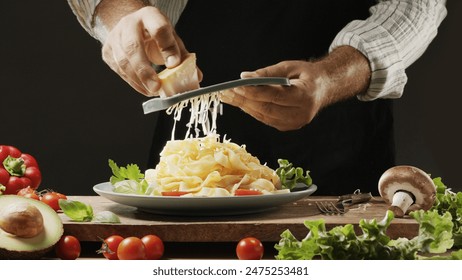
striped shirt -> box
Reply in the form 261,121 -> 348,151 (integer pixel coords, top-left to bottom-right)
67,0 -> 447,101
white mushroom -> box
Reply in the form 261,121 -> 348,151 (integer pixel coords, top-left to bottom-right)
378,165 -> 436,218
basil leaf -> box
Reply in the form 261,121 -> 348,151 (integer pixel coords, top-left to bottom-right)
93,211 -> 121,223
59,199 -> 94,222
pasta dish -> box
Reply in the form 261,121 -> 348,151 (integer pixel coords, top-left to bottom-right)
140,54 -> 289,197
145,134 -> 288,197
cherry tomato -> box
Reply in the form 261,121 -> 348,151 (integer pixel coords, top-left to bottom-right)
17,186 -> 40,200
141,234 -> 164,260
99,235 -> 124,260
40,192 -> 61,211
52,191 -> 67,200
236,237 -> 264,260
117,237 -> 146,260
161,191 -> 190,196
234,189 -> 263,196
55,235 -> 81,260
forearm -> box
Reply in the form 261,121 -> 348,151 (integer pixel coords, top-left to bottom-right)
316,46 -> 371,108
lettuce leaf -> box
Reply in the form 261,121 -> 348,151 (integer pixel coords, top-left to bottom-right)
276,159 -> 312,190
112,179 -> 148,195
430,177 -> 462,248
276,211 -> 420,260
410,209 -> 454,253
275,209 -> 459,260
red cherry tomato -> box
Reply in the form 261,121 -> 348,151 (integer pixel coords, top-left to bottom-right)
161,191 -> 190,196
117,237 -> 146,260
55,235 -> 81,260
17,186 -> 40,200
234,189 -> 263,196
52,191 -> 67,200
141,234 -> 164,260
40,192 -> 61,211
236,237 -> 264,260
99,235 -> 124,260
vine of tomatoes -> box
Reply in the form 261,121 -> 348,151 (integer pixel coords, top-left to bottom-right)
16,187 -> 67,212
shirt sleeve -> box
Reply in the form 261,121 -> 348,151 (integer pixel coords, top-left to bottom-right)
330,0 -> 447,101
67,0 -> 103,40
67,0 -> 187,41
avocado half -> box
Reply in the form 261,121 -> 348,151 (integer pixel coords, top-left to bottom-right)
0,195 -> 64,259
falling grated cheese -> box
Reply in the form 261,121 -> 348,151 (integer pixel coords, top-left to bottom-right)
166,92 -> 221,140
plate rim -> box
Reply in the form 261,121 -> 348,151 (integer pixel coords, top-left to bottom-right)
92,181 -> 317,216
93,181 -> 317,200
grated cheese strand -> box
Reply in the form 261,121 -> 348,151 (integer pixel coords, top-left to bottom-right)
166,92 -> 221,140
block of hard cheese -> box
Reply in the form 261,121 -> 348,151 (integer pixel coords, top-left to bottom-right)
157,53 -> 200,98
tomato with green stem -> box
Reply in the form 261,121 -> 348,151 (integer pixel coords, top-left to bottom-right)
40,192 -> 61,211
17,186 -> 40,200
40,190 -> 67,211
236,237 -> 264,260
55,235 -> 81,260
52,191 -> 67,200
98,235 -> 124,260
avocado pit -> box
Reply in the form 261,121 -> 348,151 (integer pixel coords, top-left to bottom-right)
0,195 -> 63,259
0,202 -> 44,238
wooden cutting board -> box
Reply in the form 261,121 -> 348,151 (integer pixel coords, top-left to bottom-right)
60,196 -> 419,242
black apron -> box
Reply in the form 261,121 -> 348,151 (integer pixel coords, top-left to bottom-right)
149,0 -> 395,196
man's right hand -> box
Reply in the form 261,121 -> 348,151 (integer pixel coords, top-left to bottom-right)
100,6 -> 188,96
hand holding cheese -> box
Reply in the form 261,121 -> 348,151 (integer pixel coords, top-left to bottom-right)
97,5 -> 195,96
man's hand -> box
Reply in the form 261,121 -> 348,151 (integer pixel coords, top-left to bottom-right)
97,3 -> 189,96
220,46 -> 371,131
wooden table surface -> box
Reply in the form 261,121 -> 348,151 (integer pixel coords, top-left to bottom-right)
60,195 -> 419,243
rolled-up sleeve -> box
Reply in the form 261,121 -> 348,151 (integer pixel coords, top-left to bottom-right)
330,0 -> 447,101
67,0 -> 187,41
67,0 -> 103,39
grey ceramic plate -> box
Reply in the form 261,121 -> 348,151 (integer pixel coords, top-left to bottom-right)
93,182 -> 317,216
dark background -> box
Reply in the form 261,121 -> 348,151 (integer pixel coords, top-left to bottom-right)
1,1 -> 461,195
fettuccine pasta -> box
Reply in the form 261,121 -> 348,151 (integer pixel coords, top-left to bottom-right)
146,55 -> 286,197
145,134 -> 286,197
